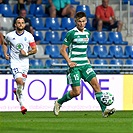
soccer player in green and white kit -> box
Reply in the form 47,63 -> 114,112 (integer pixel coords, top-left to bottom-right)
53,11 -> 115,117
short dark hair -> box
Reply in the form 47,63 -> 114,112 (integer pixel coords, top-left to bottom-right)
75,11 -> 86,19
14,16 -> 25,24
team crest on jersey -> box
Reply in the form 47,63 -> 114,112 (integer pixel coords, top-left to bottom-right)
16,43 -> 24,50
24,37 -> 27,41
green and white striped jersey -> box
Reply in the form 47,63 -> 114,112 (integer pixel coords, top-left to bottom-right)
63,27 -> 91,66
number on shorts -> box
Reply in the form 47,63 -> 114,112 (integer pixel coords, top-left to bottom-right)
73,74 -> 79,80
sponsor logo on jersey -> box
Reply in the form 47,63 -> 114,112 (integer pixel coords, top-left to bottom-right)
16,43 -> 24,50
74,38 -> 89,43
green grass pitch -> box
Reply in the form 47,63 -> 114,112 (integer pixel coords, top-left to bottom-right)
0,111 -> 132,133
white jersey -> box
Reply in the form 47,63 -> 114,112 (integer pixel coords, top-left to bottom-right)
5,30 -> 35,68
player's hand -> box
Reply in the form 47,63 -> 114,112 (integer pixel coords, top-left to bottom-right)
68,62 -> 77,68
20,49 -> 28,57
5,54 -> 10,60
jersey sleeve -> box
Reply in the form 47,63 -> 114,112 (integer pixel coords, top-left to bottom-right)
29,33 -> 36,47
4,34 -> 10,45
29,33 -> 35,43
63,31 -> 73,46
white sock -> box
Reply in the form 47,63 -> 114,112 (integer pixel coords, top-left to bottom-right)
16,84 -> 24,107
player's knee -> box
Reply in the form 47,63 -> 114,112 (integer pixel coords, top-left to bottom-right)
16,84 -> 23,95
73,89 -> 81,97
16,78 -> 23,85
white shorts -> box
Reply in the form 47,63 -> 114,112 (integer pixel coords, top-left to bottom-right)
11,66 -> 29,82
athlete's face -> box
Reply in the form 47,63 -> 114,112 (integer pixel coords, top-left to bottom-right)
15,18 -> 26,31
75,17 -> 87,32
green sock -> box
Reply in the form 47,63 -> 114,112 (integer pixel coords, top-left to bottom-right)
58,91 -> 72,105
95,92 -> 106,112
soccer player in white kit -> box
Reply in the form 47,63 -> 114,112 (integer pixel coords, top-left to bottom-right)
2,16 -> 37,115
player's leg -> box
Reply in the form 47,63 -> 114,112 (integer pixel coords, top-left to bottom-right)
90,77 -> 116,117
89,77 -> 106,112
82,64 -> 115,117
54,68 -> 81,116
54,86 -> 80,116
11,67 -> 27,114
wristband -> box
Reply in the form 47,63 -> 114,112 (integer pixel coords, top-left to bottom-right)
25,52 -> 28,56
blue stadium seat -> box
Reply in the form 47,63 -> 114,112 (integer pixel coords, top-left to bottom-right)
34,31 -> 49,44
109,59 -> 124,73
42,0 -> 48,4
61,31 -> 67,41
0,45 -> 10,59
108,32 -> 128,45
110,59 -> 124,65
0,45 -> 3,57
29,59 -> 44,69
0,4 -> 17,17
76,5 -> 95,18
93,59 -> 108,73
93,45 -> 112,58
31,17 -> 48,30
125,59 -> 133,65
88,37 -> 97,45
61,18 -> 75,30
123,0 -> 128,4
13,4 -> 29,16
45,45 -> 63,58
125,45 -> 133,58
45,59 -> 59,68
61,59 -> 67,64
93,59 -> 108,65
34,4 -> 48,17
85,19 -> 96,31
61,59 -> 68,71
0,59 -> 9,69
45,31 -> 63,44
28,4 -> 36,17
123,0 -> 133,5
92,31 -> 112,45
45,18 -> 65,30
87,46 -> 97,58
70,0 -> 80,5
45,59 -> 61,73
109,45 -> 128,58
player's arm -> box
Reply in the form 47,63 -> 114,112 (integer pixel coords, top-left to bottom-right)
2,34 -> 10,60
20,42 -> 37,56
28,41 -> 37,55
2,42 -> 10,60
60,44 -> 76,68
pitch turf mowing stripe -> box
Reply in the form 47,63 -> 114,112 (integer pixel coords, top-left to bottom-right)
123,75 -> 133,110
0,111 -> 133,133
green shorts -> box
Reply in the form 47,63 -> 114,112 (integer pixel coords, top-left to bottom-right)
67,64 -> 96,87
